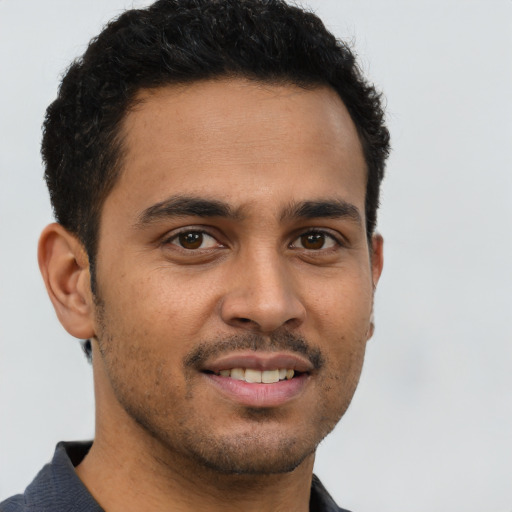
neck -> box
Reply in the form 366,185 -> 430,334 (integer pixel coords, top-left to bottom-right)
76,427 -> 315,512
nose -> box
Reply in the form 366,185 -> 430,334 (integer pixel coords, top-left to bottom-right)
220,252 -> 306,334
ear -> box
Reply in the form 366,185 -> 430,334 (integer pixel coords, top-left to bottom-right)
371,233 -> 384,287
366,233 -> 384,340
38,223 -> 96,339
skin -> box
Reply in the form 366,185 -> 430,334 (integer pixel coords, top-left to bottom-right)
39,78 -> 383,512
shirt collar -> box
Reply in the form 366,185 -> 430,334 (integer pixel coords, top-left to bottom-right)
21,442 -> 350,512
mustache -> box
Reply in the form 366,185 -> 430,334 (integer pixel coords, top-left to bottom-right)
183,331 -> 325,371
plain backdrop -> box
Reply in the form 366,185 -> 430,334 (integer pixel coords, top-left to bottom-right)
1,1 -> 511,511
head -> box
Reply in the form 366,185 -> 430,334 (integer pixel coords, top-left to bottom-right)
42,0 -> 389,293
39,0 -> 390,479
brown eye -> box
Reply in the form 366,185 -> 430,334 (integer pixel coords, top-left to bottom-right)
300,233 -> 326,249
178,232 -> 203,249
171,231 -> 219,250
291,231 -> 338,250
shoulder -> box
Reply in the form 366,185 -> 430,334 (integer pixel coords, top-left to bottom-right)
0,462 -> 53,512
0,495 -> 30,512
0,495 -> 23,512
0,456 -> 61,512
0,442 -> 102,512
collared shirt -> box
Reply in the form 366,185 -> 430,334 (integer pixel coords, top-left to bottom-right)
1,442 -> 351,512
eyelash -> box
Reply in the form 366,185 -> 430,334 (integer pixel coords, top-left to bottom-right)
289,229 -> 342,251
164,229 -> 223,251
163,228 -> 343,252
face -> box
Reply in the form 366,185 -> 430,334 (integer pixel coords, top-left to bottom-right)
91,79 -> 382,475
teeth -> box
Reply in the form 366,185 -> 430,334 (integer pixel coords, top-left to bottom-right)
245,369 -> 262,383
231,368 -> 245,381
262,369 -> 280,384
216,368 -> 295,383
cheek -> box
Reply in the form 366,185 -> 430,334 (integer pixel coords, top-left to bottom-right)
306,270 -> 374,335
95,293 -> 190,418
103,266 -> 219,340
306,271 -> 372,396
319,330 -> 367,425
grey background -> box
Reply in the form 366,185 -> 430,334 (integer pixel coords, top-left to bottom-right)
1,1 -> 511,511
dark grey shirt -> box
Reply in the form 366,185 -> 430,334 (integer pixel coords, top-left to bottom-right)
1,442 -> 351,512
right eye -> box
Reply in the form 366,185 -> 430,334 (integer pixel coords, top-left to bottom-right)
168,230 -> 221,250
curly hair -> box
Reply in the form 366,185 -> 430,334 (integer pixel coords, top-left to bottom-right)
42,0 -> 390,291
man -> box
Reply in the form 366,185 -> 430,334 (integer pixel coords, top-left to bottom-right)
1,0 -> 389,511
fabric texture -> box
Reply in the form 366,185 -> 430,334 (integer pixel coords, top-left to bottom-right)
1,442 -> 351,512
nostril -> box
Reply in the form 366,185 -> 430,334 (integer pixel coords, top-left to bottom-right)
238,318 -> 251,323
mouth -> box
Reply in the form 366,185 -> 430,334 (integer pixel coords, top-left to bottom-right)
200,352 -> 312,407
205,367 -> 299,383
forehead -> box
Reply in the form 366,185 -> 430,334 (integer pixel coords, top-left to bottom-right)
107,78 -> 367,222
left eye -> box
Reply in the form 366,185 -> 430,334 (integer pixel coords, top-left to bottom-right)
291,231 -> 338,250
170,231 -> 220,250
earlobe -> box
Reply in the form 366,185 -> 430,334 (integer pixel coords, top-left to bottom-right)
38,223 -> 96,339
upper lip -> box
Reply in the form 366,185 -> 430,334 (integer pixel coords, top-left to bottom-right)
202,351 -> 314,373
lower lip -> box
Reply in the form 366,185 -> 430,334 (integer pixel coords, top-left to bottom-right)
203,373 -> 309,408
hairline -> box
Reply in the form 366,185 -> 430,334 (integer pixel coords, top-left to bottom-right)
86,74 -> 373,292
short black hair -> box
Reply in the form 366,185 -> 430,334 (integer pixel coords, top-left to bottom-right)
43,0 -> 390,289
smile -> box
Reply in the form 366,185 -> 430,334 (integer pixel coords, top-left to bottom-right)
213,368 -> 295,383
200,352 -> 312,407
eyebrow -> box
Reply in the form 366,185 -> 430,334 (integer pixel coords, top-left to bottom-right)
136,195 -> 362,228
280,199 -> 362,225
136,195 -> 243,226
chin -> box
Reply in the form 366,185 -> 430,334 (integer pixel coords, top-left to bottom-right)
160,409 -> 338,476
183,432 -> 318,475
